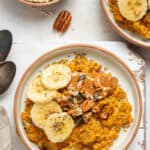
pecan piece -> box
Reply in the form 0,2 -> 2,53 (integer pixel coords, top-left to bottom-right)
83,112 -> 92,123
92,105 -> 100,113
68,107 -> 83,117
81,100 -> 95,112
53,10 -> 72,33
100,112 -> 108,120
59,100 -> 69,107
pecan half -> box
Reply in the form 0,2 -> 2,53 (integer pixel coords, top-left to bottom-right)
53,10 -> 72,33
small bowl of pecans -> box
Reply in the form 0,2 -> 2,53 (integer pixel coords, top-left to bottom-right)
19,0 -> 60,7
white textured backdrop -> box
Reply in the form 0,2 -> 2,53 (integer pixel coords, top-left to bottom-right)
0,0 -> 149,149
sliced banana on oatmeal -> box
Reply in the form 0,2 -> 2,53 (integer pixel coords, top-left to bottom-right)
31,101 -> 62,129
148,0 -> 150,10
41,64 -> 71,90
44,112 -> 75,143
118,0 -> 148,21
27,75 -> 57,103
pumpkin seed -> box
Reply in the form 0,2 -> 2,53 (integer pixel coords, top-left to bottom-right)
75,116 -> 84,127
93,92 -> 99,101
78,74 -> 86,81
76,93 -> 84,103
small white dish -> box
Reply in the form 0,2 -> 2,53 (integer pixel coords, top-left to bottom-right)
101,0 -> 150,49
14,44 -> 142,150
19,0 -> 60,7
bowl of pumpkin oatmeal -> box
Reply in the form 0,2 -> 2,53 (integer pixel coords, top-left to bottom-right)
14,44 -> 142,150
101,0 -> 150,48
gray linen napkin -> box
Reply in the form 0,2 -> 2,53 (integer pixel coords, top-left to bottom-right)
0,106 -> 12,150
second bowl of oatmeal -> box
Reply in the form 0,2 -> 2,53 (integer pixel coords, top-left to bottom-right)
101,0 -> 150,48
14,44 -> 142,150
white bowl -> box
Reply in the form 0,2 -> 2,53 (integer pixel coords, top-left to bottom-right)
19,0 -> 60,7
101,0 -> 150,49
14,44 -> 142,150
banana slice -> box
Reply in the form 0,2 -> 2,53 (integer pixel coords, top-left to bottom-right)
148,0 -> 150,10
44,112 -> 75,143
27,75 -> 57,103
31,101 -> 62,129
41,64 -> 71,90
118,0 -> 147,21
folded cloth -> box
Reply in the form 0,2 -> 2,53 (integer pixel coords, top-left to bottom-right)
0,106 -> 12,150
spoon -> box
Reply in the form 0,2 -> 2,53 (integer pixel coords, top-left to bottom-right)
0,30 -> 12,62
0,61 -> 16,94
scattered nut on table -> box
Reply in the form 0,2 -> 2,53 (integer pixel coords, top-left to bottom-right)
53,10 -> 72,33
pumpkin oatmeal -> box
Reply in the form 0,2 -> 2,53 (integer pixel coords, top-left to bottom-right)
109,0 -> 150,39
21,55 -> 133,150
